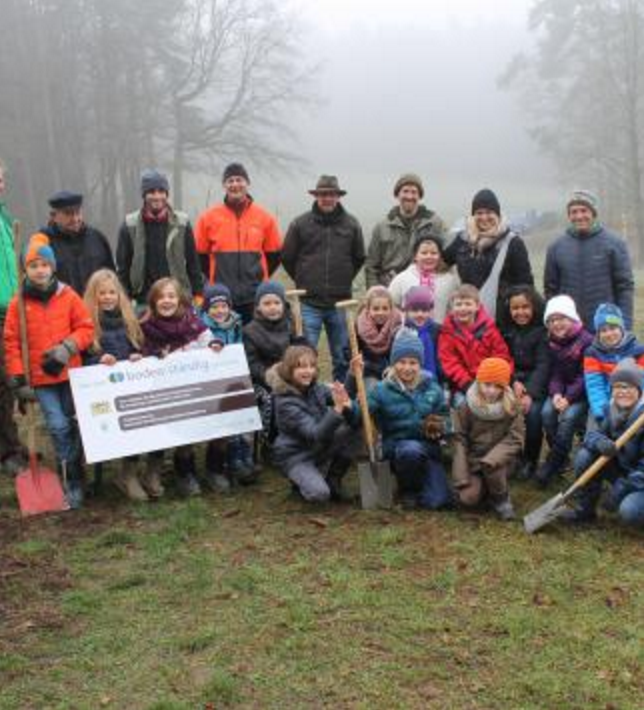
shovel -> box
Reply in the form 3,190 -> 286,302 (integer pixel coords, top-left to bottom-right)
336,299 -> 394,510
11,221 -> 68,516
524,408 -> 644,533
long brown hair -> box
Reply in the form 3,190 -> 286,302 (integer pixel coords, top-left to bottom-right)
277,345 -> 318,387
147,277 -> 190,319
84,269 -> 143,352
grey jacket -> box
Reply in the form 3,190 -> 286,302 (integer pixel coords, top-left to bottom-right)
544,226 -> 634,330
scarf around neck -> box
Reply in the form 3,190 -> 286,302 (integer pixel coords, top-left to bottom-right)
142,204 -> 169,223
23,277 -> 58,303
142,310 -> 207,355
466,215 -> 509,253
357,307 -> 403,355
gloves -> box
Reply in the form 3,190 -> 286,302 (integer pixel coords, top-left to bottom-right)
8,375 -> 36,408
585,431 -> 617,457
423,413 -> 445,440
41,339 -> 77,376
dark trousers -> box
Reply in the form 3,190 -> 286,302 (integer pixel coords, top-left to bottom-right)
0,311 -> 24,463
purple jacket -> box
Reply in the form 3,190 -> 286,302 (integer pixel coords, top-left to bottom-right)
548,327 -> 593,403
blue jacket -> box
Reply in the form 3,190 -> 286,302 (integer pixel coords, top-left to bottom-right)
84,311 -> 139,365
406,318 -> 441,380
200,311 -> 243,346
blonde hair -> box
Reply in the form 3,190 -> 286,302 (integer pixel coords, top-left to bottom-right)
84,269 -> 143,352
470,382 -> 519,418
449,283 -> 480,306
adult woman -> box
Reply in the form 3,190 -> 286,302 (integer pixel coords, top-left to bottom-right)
443,189 -> 533,322
388,233 -> 459,323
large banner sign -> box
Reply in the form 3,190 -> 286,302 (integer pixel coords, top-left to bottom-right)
69,345 -> 261,464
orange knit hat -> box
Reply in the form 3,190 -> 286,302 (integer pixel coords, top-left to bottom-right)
23,232 -> 56,269
476,357 -> 511,387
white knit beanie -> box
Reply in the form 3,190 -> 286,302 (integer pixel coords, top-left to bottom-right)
544,295 -> 581,324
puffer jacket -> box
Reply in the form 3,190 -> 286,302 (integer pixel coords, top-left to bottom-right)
85,311 -> 140,365
200,311 -> 243,346
282,203 -> 365,308
544,226 -> 634,330
243,312 -> 294,388
4,281 -> 94,386
584,332 -> 644,420
365,205 -> 447,287
0,202 -> 18,313
548,327 -> 593,403
502,322 -> 550,401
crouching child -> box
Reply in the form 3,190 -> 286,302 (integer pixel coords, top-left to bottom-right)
452,358 -> 524,520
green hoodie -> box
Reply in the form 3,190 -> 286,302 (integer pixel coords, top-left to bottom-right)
0,202 -> 18,313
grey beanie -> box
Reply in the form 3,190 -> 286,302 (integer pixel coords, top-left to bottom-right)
610,358 -> 643,392
141,169 -> 170,197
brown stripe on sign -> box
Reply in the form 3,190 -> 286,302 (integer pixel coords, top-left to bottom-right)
114,376 -> 252,413
117,391 -> 256,431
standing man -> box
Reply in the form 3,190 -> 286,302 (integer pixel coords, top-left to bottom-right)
365,173 -> 447,288
282,176 -> 365,381
195,163 -> 282,324
544,190 -> 634,330
117,169 -> 202,308
42,191 -> 115,295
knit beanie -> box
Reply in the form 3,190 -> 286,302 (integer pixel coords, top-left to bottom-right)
476,357 -> 511,387
393,173 -> 424,199
390,327 -> 424,364
593,303 -> 624,333
255,280 -> 286,306
23,232 -> 56,270
471,188 -> 501,216
223,163 -> 250,183
412,231 -> 444,256
203,283 -> 232,311
567,189 -> 599,217
610,357 -> 643,392
141,169 -> 170,197
544,295 -> 581,324
404,286 -> 434,311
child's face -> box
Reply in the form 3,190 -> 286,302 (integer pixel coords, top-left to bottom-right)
479,382 -> 504,402
509,294 -> 534,327
25,258 -> 53,287
598,324 -> 623,348
414,241 -> 441,272
208,301 -> 231,323
406,307 -> 432,328
547,314 -> 575,339
292,357 -> 318,389
257,295 -> 284,321
451,297 -> 478,325
97,282 -> 119,311
393,357 -> 420,384
612,383 -> 640,409
156,285 -> 180,318
368,297 -> 392,326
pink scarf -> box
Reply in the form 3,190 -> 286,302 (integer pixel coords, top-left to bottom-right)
357,307 -> 404,355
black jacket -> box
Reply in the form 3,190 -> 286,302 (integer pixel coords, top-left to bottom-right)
42,224 -> 115,295
243,313 -> 294,388
502,322 -> 550,400
282,203 -> 365,308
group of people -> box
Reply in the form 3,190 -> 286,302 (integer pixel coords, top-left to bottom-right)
0,158 -> 642,529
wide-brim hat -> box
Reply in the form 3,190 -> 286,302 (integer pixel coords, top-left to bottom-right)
308,175 -> 347,196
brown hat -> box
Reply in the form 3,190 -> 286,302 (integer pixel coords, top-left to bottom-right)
394,173 -> 424,199
476,358 -> 511,387
309,175 -> 346,196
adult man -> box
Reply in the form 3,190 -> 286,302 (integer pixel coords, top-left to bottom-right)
365,173 -> 447,288
282,175 -> 365,380
195,163 -> 282,323
0,160 -> 26,474
117,169 -> 202,307
42,191 -> 115,295
544,190 -> 634,330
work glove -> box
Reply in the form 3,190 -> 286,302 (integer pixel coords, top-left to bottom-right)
41,339 -> 77,376
423,413 -> 445,440
8,375 -> 36,413
585,431 -> 617,458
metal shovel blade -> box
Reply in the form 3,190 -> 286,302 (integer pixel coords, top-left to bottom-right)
523,492 -> 567,534
358,460 -> 394,510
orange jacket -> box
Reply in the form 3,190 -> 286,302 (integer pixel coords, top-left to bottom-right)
194,198 -> 282,306
4,283 -> 95,387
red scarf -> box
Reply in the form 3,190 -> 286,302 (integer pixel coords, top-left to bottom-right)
142,205 -> 169,223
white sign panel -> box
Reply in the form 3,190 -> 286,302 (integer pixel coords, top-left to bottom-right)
69,344 -> 261,464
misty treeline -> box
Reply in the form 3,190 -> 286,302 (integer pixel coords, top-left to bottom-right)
502,0 -> 644,266
0,0 -> 309,238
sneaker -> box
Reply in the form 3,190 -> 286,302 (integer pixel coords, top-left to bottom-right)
176,473 -> 201,497
204,471 -> 231,494
493,498 -> 516,521
65,480 -> 84,510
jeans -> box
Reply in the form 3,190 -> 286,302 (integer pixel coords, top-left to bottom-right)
541,398 -> 587,464
301,303 -> 349,382
619,492 -> 644,526
35,382 -> 82,479
391,439 -> 451,508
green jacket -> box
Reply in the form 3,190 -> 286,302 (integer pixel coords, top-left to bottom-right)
0,202 -> 18,313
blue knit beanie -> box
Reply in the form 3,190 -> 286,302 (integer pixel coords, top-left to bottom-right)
255,280 -> 286,306
203,283 -> 232,310
594,303 -> 624,333
390,327 -> 424,364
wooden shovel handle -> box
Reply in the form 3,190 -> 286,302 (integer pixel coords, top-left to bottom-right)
286,289 -> 306,338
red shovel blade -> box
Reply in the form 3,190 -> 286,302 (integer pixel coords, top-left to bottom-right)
15,459 -> 69,517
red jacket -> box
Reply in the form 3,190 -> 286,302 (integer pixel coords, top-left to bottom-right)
4,283 -> 94,387
195,197 -> 282,307
438,307 -> 513,393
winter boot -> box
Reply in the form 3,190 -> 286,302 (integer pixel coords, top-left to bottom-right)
492,496 -> 516,521
114,458 -> 149,502
204,442 -> 231,493
534,448 -> 567,489
560,479 -> 601,524
326,456 -> 353,502
62,460 -> 85,510
140,454 -> 165,499
174,451 -> 201,497
227,437 -> 256,485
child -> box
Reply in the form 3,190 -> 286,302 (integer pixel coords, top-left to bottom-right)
501,285 -> 550,479
84,269 -> 147,501
355,286 -> 403,389
584,303 -> 644,425
438,284 -> 512,405
200,283 -> 243,346
4,233 -> 94,509
141,277 -> 217,497
536,295 -> 593,487
354,328 -> 452,510
562,359 -> 644,527
268,344 -> 359,502
451,358 -> 524,520
403,286 -> 441,380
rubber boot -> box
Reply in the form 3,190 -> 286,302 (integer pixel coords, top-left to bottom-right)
174,450 -> 201,497
114,458 -> 149,502
141,454 -> 165,499
326,456 -> 353,502
204,442 -> 231,493
63,460 -> 85,510
227,437 -> 256,485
